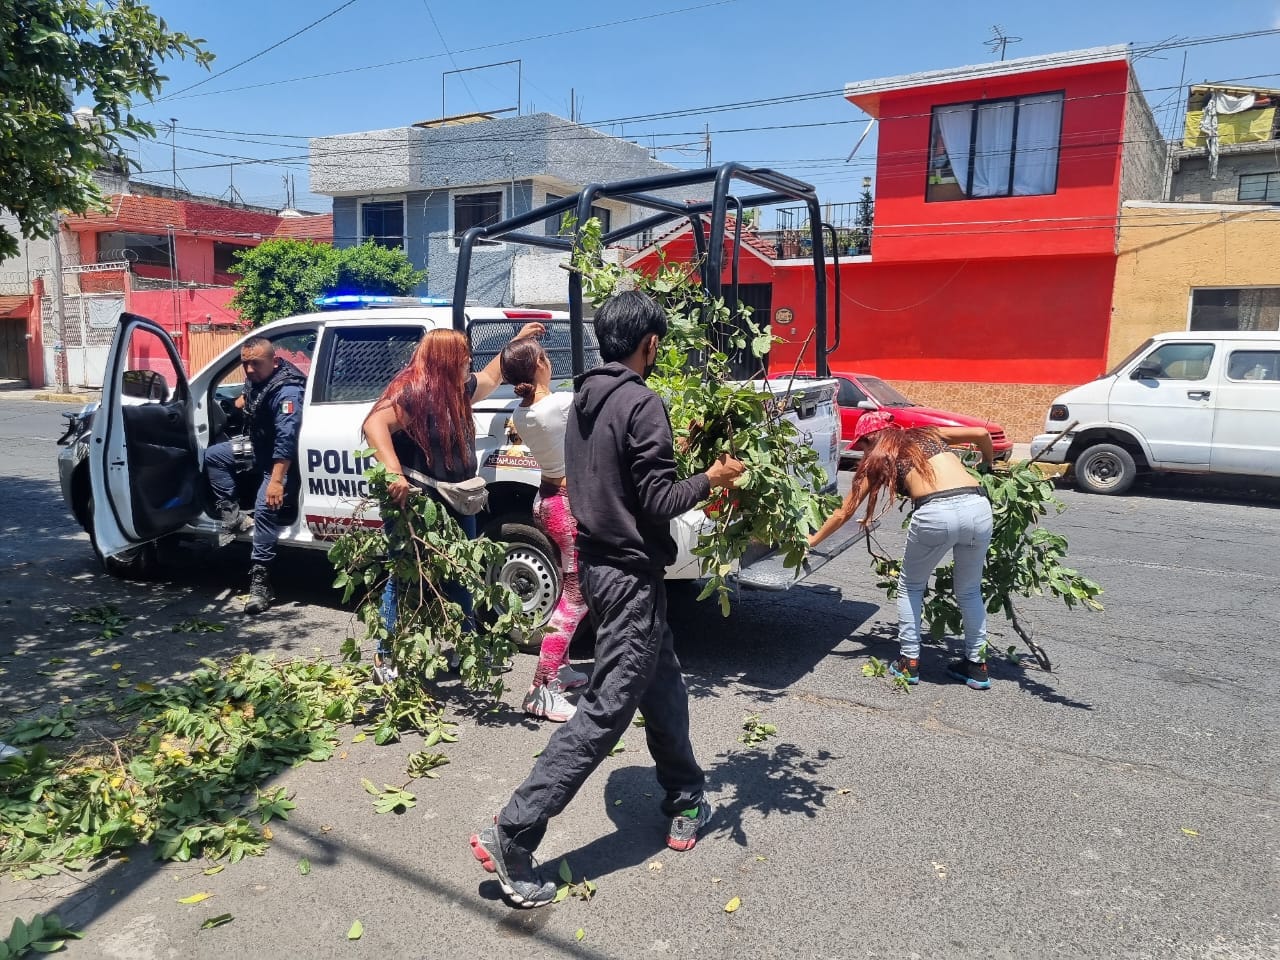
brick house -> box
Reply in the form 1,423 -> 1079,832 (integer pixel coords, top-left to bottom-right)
17,185 -> 331,388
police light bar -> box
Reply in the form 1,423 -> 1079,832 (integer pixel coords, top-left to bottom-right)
314,294 -> 454,308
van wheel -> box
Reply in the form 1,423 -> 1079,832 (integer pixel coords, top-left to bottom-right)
1074,443 -> 1137,496
483,518 -> 561,651
82,488 -> 161,580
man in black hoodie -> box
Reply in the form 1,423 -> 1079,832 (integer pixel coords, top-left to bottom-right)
470,290 -> 744,908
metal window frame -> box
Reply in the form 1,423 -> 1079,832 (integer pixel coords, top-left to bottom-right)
450,188 -> 506,249
451,162 -> 836,378
1237,171 -> 1280,203
926,90 -> 1065,201
356,196 -> 407,250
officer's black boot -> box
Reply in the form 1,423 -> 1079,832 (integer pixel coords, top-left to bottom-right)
245,564 -> 273,615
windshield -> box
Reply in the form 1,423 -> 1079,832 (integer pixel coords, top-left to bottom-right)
859,376 -> 915,407
1101,338 -> 1154,378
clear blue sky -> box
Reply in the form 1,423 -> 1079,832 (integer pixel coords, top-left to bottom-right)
119,0 -> 1280,214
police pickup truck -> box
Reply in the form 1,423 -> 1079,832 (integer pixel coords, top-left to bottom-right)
58,297 -> 861,630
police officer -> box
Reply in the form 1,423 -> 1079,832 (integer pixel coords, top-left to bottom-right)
205,337 -> 306,615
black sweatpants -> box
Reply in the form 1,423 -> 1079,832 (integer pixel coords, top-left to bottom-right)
497,560 -> 705,852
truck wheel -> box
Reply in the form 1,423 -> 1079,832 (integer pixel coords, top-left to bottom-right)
483,518 -> 561,650
83,489 -> 161,580
1074,443 -> 1137,496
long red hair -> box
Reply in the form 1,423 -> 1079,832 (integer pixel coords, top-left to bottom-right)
854,427 -> 942,523
374,329 -> 474,471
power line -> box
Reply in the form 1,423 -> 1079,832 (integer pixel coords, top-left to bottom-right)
155,0 -> 740,103
156,0 -> 363,101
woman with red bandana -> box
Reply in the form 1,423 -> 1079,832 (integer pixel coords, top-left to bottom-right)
809,411 -> 997,689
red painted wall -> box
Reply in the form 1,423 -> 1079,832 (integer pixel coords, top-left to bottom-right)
769,254 -> 1115,385
628,232 -> 776,285
868,59 -> 1129,262
127,287 -> 239,370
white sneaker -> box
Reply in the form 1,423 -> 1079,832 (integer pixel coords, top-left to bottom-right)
557,664 -> 590,689
523,680 -> 576,722
0,742 -> 20,761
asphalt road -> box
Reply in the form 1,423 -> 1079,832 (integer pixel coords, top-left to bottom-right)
1,398 -> 1277,960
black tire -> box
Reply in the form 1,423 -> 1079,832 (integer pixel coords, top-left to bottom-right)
482,517 -> 562,651
1074,443 -> 1137,496
83,489 -> 161,580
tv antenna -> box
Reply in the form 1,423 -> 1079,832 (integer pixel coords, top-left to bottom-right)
984,25 -> 1022,61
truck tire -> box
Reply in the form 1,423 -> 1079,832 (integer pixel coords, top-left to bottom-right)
1074,443 -> 1137,496
82,488 -> 161,580
482,517 -> 561,650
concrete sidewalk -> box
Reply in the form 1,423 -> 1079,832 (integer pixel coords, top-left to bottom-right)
0,380 -> 98,405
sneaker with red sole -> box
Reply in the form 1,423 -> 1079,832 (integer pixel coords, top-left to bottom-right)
469,820 -> 557,908
666,800 -> 714,852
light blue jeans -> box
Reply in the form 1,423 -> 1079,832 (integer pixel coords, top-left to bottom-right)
897,491 -> 993,661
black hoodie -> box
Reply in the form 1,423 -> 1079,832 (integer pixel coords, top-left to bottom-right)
565,363 -> 711,572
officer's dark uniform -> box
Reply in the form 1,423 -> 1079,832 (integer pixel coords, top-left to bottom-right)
205,359 -> 306,574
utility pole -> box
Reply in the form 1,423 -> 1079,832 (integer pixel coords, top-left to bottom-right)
169,117 -> 178,192
703,123 -> 711,168
49,216 -> 69,393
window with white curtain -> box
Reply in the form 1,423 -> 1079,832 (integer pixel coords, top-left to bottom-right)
927,91 -> 1064,201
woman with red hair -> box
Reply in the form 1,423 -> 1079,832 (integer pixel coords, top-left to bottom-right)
363,322 -> 544,677
809,411 -> 997,689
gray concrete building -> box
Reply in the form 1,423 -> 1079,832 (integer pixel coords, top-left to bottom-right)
1169,84 -> 1280,204
308,112 -> 681,306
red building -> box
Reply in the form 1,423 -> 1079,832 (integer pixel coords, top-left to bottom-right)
25,190 -> 332,388
635,46 -> 1165,440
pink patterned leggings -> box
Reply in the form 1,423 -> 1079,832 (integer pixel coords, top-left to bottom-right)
533,489 -> 587,687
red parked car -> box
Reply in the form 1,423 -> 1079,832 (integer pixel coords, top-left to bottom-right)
770,369 -> 1013,461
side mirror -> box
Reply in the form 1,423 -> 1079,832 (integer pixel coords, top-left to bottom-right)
121,369 -> 169,402
1130,364 -> 1161,381
856,399 -> 877,410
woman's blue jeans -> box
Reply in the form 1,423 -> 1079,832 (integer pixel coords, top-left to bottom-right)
378,510 -> 477,658
897,493 -> 993,661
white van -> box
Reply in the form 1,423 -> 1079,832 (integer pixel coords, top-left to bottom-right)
1030,331 -> 1280,494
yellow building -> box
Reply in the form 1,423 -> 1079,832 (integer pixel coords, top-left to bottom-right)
1109,201 -> 1280,368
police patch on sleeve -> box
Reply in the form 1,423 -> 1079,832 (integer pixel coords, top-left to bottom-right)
280,400 -> 296,415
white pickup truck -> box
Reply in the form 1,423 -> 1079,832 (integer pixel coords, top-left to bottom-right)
60,300 -> 858,628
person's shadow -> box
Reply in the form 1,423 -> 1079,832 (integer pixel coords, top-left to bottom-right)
481,739 -> 838,892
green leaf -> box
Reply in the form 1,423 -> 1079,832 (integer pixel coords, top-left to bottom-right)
575,928 -> 585,941
298,858 -> 311,876
558,859 -> 574,884
347,920 -> 363,941
200,914 -> 233,930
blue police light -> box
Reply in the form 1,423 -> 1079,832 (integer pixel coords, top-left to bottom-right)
314,294 -> 453,309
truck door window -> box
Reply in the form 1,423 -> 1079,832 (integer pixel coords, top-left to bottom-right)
208,327 -> 320,438
314,326 -> 423,403
1226,349 -> 1280,382
1139,343 -> 1215,381
468,319 -> 601,381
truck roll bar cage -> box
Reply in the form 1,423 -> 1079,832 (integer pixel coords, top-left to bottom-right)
451,162 -> 839,379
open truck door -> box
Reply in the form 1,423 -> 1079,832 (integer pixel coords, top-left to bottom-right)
89,313 -> 202,560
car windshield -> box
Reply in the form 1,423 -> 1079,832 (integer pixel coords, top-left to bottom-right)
859,376 -> 915,407
1101,338 -> 1154,378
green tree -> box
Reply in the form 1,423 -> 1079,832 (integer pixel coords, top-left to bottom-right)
229,239 -> 338,327
231,240 -> 424,327
0,0 -> 212,259
332,241 -> 424,297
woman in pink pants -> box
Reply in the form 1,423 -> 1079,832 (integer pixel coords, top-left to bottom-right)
501,337 -> 589,721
